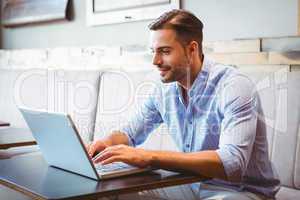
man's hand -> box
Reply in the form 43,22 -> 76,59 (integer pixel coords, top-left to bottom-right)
86,140 -> 109,158
92,144 -> 152,168
86,131 -> 130,158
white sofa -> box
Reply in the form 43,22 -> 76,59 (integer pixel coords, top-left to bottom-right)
0,68 -> 101,142
0,65 -> 299,199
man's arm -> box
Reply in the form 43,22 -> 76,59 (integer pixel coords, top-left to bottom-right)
149,150 -> 227,180
88,91 -> 163,156
88,85 -> 163,157
89,129 -> 227,180
92,141 -> 227,180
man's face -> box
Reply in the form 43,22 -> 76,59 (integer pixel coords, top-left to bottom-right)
150,29 -> 191,84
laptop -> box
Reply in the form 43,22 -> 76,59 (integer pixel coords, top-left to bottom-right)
19,107 -> 150,180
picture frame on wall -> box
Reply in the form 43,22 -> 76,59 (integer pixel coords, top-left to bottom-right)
87,0 -> 180,26
1,0 -> 70,28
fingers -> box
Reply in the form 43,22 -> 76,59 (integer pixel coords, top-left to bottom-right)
93,145 -> 123,164
92,145 -> 148,167
93,146 -> 118,163
101,156 -> 122,165
84,143 -> 90,150
88,144 -> 96,158
84,142 -> 93,157
86,140 -> 109,158
87,141 -> 100,158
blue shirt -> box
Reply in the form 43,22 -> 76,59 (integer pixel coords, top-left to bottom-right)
121,56 -> 280,198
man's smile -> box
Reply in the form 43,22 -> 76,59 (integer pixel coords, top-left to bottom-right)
157,66 -> 171,76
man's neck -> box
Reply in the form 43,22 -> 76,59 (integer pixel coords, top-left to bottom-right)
178,54 -> 204,105
178,54 -> 204,91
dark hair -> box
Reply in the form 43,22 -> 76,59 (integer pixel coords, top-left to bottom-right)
148,9 -> 203,55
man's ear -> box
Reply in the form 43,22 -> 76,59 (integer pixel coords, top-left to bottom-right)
188,41 -> 199,57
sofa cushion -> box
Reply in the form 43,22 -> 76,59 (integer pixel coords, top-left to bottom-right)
275,186 -> 300,200
0,69 -> 101,143
49,70 -> 101,142
94,70 -> 178,151
0,69 -> 48,128
289,71 -> 300,189
270,70 -> 300,189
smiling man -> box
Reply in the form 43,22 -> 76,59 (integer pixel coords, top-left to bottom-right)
87,9 -> 280,200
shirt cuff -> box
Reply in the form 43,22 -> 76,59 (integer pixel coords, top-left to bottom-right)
216,147 -> 243,182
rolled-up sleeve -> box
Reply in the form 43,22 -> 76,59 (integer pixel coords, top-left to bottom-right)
120,88 -> 163,147
216,75 -> 258,182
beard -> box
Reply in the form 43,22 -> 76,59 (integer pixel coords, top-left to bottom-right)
159,59 -> 192,85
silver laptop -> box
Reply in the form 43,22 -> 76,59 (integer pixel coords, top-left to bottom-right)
19,107 -> 150,180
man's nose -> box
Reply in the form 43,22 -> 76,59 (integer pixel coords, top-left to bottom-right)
152,53 -> 162,66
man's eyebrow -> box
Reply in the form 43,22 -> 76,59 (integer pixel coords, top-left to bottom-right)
150,46 -> 172,51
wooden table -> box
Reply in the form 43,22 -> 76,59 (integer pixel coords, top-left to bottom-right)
0,121 -> 10,127
0,153 -> 206,200
0,127 -> 36,149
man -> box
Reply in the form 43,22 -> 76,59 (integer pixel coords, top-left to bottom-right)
87,9 -> 280,200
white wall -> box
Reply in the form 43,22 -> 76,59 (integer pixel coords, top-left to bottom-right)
186,0 -> 298,41
1,0 -> 298,49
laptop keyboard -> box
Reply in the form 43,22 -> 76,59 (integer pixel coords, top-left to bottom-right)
95,162 -> 134,172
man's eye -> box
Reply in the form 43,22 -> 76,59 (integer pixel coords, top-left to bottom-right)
161,50 -> 170,54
